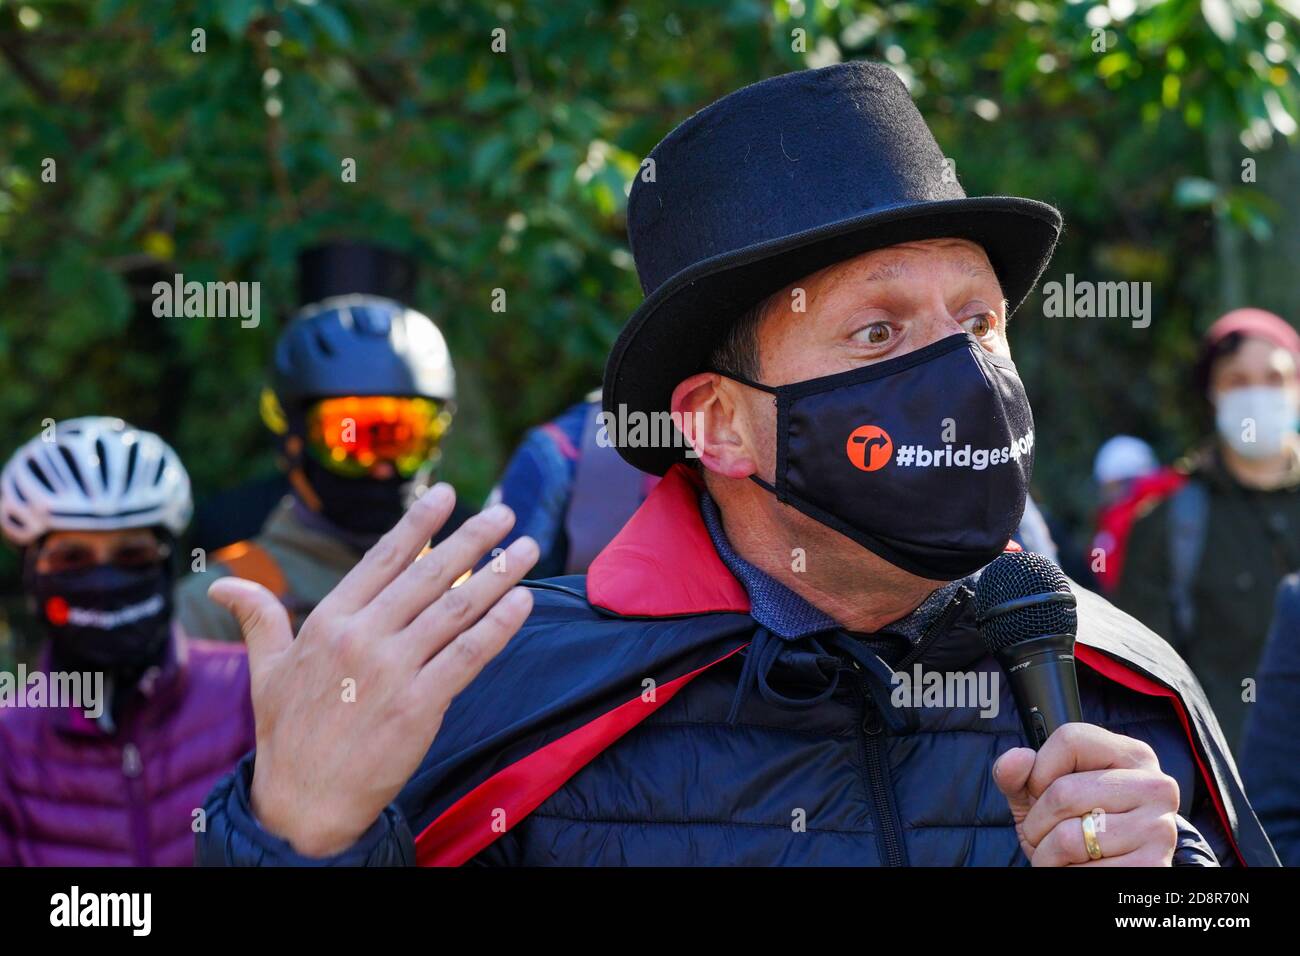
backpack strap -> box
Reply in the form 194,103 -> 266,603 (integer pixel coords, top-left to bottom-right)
1166,478 -> 1210,646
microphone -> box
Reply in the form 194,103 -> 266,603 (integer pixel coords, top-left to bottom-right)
974,551 -> 1083,749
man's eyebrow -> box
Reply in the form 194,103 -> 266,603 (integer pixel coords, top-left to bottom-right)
862,261 -> 909,282
860,259 -> 996,282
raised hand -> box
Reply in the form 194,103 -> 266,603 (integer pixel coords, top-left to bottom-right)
208,484 -> 538,857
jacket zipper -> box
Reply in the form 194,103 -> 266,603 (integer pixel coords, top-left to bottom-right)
120,727 -> 150,867
846,586 -> 970,867
858,679 -> 907,866
896,586 -> 972,671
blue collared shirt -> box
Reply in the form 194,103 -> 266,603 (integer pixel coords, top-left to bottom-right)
697,491 -> 966,644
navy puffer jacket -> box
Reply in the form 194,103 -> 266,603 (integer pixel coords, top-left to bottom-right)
198,467 -> 1275,867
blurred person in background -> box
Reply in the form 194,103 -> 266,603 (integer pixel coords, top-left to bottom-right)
483,389 -> 658,577
175,244 -> 471,642
0,417 -> 253,865
1088,434 -> 1182,595
1094,435 -> 1159,511
1240,573 -> 1300,865
1116,308 -> 1300,748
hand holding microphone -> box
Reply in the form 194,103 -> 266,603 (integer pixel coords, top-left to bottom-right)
976,552 -> 1181,866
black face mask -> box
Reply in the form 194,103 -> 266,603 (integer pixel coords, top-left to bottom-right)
301,455 -> 426,537
29,563 -> 173,676
727,332 -> 1034,581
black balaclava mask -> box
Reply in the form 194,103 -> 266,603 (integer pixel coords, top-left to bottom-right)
27,559 -> 173,682
299,454 -> 430,537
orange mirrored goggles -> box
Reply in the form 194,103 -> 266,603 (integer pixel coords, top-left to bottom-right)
304,396 -> 451,479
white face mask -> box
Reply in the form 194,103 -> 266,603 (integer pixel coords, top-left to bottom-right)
1215,385 -> 1300,459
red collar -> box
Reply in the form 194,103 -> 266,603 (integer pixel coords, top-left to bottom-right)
587,463 -> 1022,618
587,464 -> 750,617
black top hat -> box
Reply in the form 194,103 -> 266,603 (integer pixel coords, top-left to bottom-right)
602,61 -> 1062,475
297,240 -> 418,307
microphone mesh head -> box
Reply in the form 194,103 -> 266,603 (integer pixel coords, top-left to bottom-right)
974,551 -> 1077,652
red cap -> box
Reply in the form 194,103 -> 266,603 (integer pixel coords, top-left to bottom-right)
1204,308 -> 1300,355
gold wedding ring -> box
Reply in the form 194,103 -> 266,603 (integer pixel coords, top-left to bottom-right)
1081,809 -> 1104,861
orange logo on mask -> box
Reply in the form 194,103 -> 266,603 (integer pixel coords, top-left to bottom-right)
846,425 -> 893,471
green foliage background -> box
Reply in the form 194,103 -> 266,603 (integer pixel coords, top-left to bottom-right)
3,0 -> 1300,661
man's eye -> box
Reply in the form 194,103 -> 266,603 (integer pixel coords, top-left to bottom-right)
963,312 -> 995,338
864,323 -> 891,345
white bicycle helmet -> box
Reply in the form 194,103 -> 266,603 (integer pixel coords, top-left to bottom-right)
0,416 -> 192,546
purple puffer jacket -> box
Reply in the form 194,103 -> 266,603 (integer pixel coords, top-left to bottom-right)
0,626 -> 254,866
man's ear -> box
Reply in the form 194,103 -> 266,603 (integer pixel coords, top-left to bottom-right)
671,372 -> 758,479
